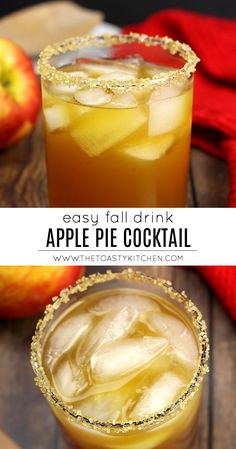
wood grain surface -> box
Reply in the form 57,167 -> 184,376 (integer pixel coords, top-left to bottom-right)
0,266 -> 235,449
0,113 -> 230,207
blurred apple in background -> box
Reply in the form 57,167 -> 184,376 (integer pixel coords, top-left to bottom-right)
0,38 -> 41,149
0,266 -> 84,318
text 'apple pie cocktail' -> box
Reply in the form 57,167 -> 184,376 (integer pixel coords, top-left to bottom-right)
39,34 -> 199,207
31,270 -> 209,449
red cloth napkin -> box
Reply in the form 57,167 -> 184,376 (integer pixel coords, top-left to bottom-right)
195,266 -> 236,321
123,10 -> 236,322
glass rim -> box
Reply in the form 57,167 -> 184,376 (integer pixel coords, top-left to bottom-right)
38,33 -> 199,92
31,269 -> 209,434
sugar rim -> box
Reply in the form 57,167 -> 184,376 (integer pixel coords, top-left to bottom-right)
38,33 -> 199,93
31,269 -> 209,434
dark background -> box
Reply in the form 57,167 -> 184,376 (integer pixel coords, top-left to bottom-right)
1,0 -> 235,25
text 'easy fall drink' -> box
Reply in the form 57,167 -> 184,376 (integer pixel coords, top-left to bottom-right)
31,270 -> 209,449
39,34 -> 199,207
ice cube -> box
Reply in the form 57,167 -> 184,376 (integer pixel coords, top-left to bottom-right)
44,104 -> 70,132
50,83 -> 78,98
79,307 -> 137,360
148,88 -> 192,136
77,390 -> 125,421
130,372 -> 183,418
52,357 -> 88,402
74,88 -> 112,106
147,312 -> 198,366
77,58 -> 138,77
91,337 -> 168,383
70,106 -> 147,157
110,92 -> 138,109
48,68 -> 88,100
89,293 -> 160,315
123,133 -> 174,161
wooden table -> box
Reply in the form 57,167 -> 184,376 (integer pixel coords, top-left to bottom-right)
0,114 -> 230,207
0,266 -> 235,449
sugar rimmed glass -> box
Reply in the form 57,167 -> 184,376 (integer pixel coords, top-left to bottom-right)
39,34 -> 199,207
31,269 -> 209,449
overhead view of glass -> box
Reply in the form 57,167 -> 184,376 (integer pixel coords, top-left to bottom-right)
31,269 -> 209,449
39,34 -> 198,207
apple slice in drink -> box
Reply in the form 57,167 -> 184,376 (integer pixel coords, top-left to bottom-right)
71,102 -> 147,157
122,133 -> 174,161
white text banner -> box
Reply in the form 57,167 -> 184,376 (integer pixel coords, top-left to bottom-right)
1,208 -> 235,265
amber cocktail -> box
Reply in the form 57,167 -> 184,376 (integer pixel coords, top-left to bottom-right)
31,270 -> 209,449
39,34 -> 198,207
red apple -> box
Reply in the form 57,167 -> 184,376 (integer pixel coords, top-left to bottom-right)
0,266 -> 84,318
0,38 -> 41,148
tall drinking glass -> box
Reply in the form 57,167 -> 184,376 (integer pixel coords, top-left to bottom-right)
39,34 -> 198,207
31,269 -> 209,449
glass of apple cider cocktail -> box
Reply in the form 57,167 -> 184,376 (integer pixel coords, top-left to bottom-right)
31,269 -> 209,449
39,34 -> 199,207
